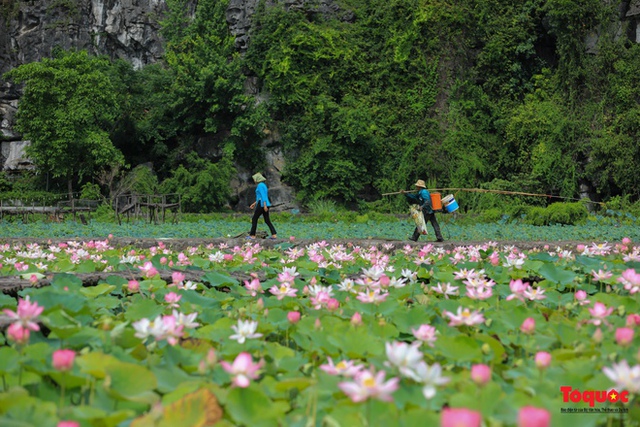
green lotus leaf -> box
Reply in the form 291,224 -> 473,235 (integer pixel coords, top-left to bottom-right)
79,283 -> 116,298
225,386 -> 289,426
43,308 -> 82,339
123,298 -> 164,322
0,389 -> 57,425
201,271 -> 238,287
436,335 -> 483,362
0,347 -> 20,374
76,352 -> 121,378
104,361 -> 158,403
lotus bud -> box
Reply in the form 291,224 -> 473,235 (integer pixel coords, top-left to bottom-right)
593,328 -> 603,343
481,343 -> 491,354
535,351 -> 551,369
615,328 -> 634,346
351,312 -> 362,326
520,317 -> 535,334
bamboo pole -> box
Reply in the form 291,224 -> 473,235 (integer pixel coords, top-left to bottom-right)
381,190 -> 415,196
428,188 -> 605,206
382,187 -> 603,205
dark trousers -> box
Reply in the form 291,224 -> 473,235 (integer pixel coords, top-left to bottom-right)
412,210 -> 443,241
250,205 -> 277,236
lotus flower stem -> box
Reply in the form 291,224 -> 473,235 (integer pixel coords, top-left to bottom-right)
59,373 -> 66,414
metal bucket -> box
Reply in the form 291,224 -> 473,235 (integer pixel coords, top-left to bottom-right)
442,194 -> 459,212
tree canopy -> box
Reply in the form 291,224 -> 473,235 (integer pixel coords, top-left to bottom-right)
4,0 -> 640,211
4,50 -> 125,195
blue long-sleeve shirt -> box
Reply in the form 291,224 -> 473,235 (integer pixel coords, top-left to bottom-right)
405,188 -> 433,214
255,182 -> 271,207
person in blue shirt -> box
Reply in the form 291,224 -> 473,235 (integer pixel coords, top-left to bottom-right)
403,179 -> 444,242
248,172 -> 277,240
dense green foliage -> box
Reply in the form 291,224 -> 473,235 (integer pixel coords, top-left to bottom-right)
4,51 -> 125,195
4,0 -> 640,212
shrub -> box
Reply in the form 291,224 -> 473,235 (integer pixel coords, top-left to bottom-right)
521,202 -> 588,226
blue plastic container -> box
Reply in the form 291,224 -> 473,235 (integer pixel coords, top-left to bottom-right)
442,194 -> 459,212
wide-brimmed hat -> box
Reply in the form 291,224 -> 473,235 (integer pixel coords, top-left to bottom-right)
252,173 -> 266,183
414,179 -> 426,188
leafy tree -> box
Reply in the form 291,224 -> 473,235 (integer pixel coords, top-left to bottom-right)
3,50 -> 124,196
160,151 -> 236,212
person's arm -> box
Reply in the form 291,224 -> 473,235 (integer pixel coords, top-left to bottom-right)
405,192 -> 419,204
420,190 -> 433,209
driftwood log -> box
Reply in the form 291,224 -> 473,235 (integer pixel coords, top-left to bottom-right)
0,269 -> 266,297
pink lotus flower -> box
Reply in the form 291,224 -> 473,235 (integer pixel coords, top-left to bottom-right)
535,351 -> 551,369
411,324 -> 438,347
138,261 -> 159,278
127,280 -> 140,293
441,407 -> 482,427
320,357 -> 364,377
287,311 -> 301,324
243,276 -> 263,297
575,290 -> 590,305
523,286 -> 546,301
506,279 -> 528,302
338,368 -> 399,403
326,298 -> 340,311
591,269 -> 612,282
518,406 -> 550,427
588,302 -> 613,326
618,268 -> 640,294
443,307 -> 485,327
220,352 -> 264,388
602,360 -> 640,393
58,421 -> 80,427
470,364 -> 491,386
432,282 -> 459,299
626,313 -> 640,327
52,349 -> 75,372
355,289 -> 388,304
3,296 -> 44,331
171,271 -> 185,285
269,283 -> 298,300
615,327 -> 634,346
489,252 -> 500,266
520,317 -> 535,334
164,292 -> 182,308
6,322 -> 30,344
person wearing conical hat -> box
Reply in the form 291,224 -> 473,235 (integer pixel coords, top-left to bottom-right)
247,172 -> 277,240
402,179 -> 444,242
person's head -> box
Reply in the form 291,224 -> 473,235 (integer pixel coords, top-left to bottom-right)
252,173 -> 266,184
414,179 -> 426,189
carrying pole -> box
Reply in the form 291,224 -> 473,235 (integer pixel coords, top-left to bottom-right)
381,190 -> 415,196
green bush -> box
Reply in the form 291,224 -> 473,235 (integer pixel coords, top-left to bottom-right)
0,191 -> 65,205
474,208 -> 504,223
521,202 -> 588,226
92,203 -> 117,223
160,151 -> 236,213
80,182 -> 103,200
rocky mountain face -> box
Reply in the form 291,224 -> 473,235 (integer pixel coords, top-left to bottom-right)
0,0 -> 169,181
0,0 -> 349,209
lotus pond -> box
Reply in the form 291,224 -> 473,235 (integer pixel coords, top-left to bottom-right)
0,238 -> 639,427
1,214 -> 640,242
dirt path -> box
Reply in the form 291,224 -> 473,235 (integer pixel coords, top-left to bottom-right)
0,236 -> 584,251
